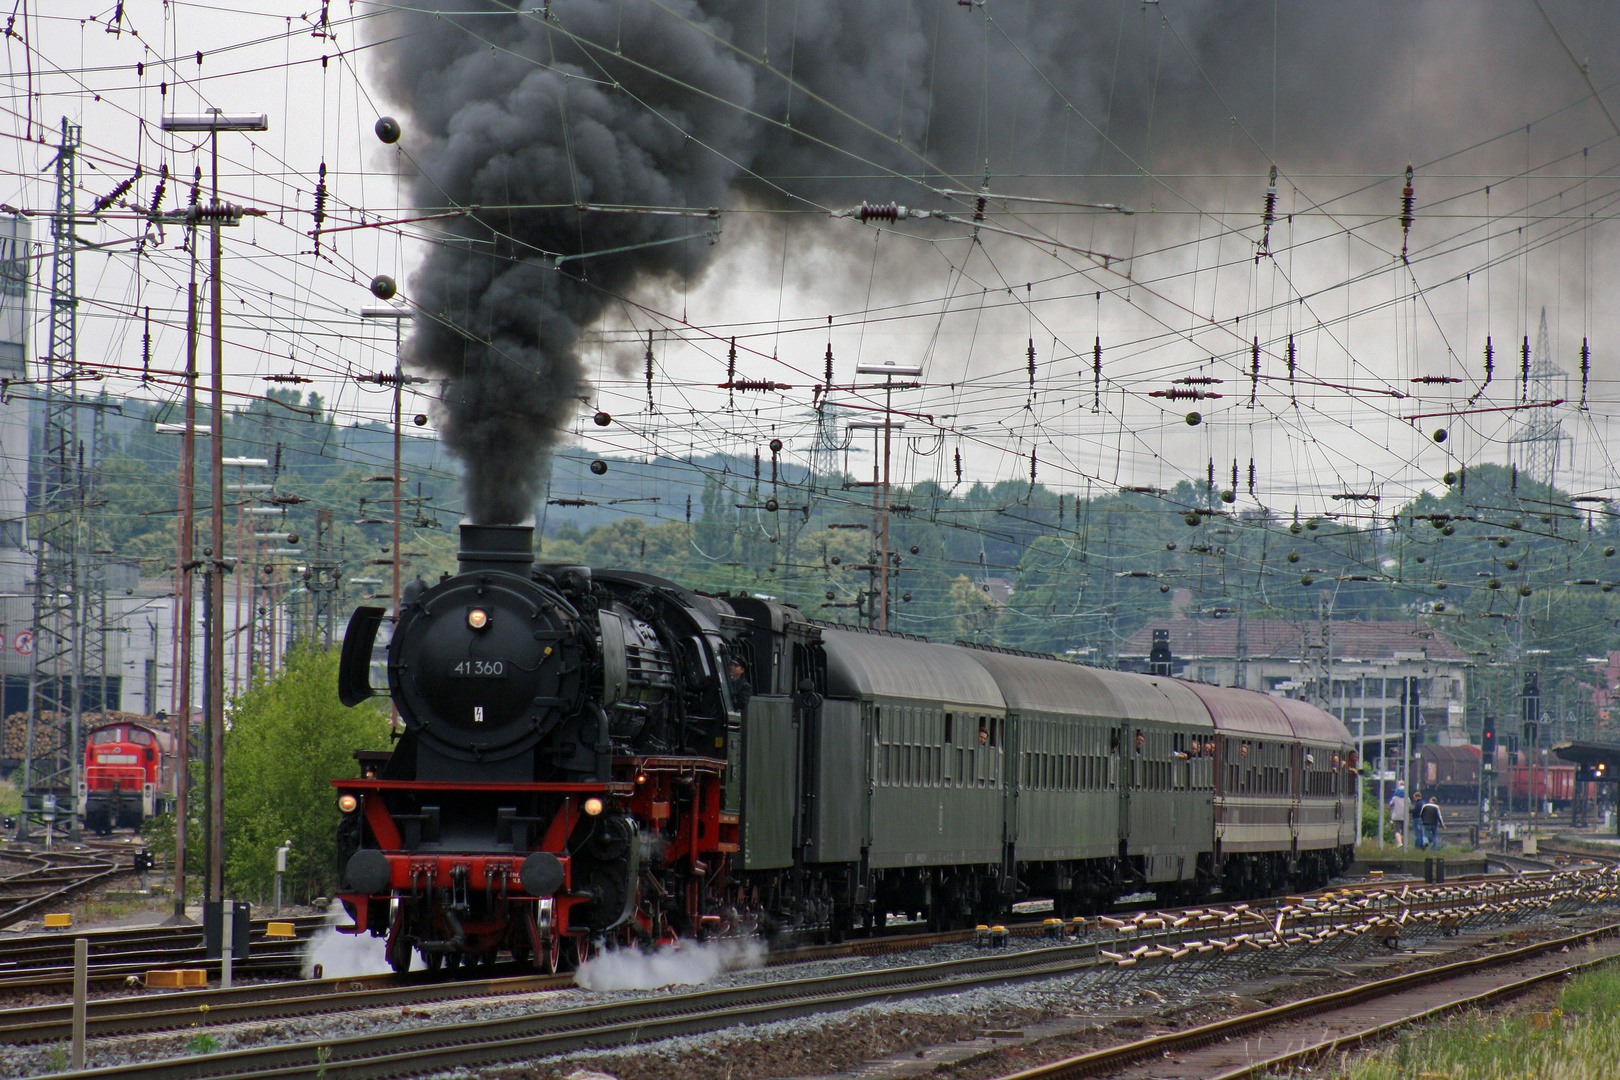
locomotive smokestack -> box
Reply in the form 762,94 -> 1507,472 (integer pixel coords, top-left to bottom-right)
457,522 -> 534,576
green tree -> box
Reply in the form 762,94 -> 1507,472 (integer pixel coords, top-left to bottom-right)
222,645 -> 392,903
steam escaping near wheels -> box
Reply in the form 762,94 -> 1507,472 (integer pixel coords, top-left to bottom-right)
303,901 -> 419,978
573,937 -> 764,992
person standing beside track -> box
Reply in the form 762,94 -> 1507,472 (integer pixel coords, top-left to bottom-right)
1388,783 -> 1409,848
1418,794 -> 1444,850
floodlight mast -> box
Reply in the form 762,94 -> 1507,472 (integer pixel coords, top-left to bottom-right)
854,361 -> 923,630
160,109 -> 267,906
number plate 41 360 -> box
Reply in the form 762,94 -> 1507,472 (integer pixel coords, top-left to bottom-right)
450,659 -> 506,677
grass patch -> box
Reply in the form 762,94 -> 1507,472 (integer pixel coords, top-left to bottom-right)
1341,960 -> 1620,1079
75,895 -> 168,924
1354,839 -> 1476,860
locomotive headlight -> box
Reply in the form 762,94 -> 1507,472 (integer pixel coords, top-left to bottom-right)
337,794 -> 359,814
467,608 -> 489,630
583,797 -> 604,817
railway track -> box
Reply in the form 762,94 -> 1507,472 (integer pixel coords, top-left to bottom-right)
0,915 -> 329,995
985,920 -> 1620,1080
23,866 -> 1620,1079
0,846 -> 122,929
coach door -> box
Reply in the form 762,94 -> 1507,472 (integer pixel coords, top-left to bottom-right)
1115,725 -> 1130,858
1289,744 -> 1301,857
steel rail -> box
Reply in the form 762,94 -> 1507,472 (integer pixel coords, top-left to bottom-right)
46,942 -> 1112,1079
0,971 -> 575,1045
1207,945 -> 1620,1079
988,919 -> 1620,1080
0,925 -> 1020,1045
42,876 -> 1620,1080
0,849 -> 122,929
0,914 -> 327,967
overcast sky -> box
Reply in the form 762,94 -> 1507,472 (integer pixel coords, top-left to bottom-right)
6,2 -> 1620,525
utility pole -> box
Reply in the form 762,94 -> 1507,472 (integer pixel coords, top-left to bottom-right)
358,305 -> 413,621
853,360 -> 922,631
154,257 -> 199,922
161,109 -> 268,905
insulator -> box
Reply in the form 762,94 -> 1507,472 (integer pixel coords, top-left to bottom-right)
1399,164 -> 1415,253
1027,338 -> 1036,388
955,449 -> 962,483
726,337 -> 737,406
1286,334 -> 1296,382
1483,335 -> 1495,383
1093,336 -> 1102,410
264,373 -> 313,383
686,495 -> 692,522
1149,387 -> 1220,401
645,330 -> 655,410
856,202 -> 902,223
1250,337 -> 1260,406
312,161 -> 328,242
93,166 -> 140,214
1175,376 -> 1223,385
1207,458 -> 1215,492
191,203 -> 243,225
753,450 -> 760,481
1232,460 -> 1239,489
1581,338 -> 1590,406
824,339 -> 834,387
141,307 -> 150,382
1521,334 -> 1531,401
1260,164 -> 1278,249
1409,375 -> 1462,384
721,380 -> 792,392
1248,458 -> 1256,495
147,164 -> 167,216
1029,448 -> 1037,483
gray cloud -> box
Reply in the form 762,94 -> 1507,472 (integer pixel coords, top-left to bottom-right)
368,0 -> 1619,522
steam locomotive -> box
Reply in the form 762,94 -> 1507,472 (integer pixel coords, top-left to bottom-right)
333,523 -> 1357,973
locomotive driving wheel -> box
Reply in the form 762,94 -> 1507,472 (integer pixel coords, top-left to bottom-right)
386,909 -> 413,974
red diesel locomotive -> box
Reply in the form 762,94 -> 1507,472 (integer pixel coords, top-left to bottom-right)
83,719 -> 168,835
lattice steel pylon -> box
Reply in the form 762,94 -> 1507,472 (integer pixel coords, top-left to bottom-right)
1507,308 -> 1570,491
21,118 -> 86,832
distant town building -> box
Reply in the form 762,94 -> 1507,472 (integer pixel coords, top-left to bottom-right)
1118,616 -> 1473,749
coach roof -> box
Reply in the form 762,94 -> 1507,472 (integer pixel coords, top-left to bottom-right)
961,647 -> 1212,728
821,628 -> 1005,712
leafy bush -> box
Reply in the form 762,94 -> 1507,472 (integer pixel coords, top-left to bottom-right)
221,645 -> 391,903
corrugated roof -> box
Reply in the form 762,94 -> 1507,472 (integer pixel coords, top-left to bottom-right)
1119,619 -> 1469,664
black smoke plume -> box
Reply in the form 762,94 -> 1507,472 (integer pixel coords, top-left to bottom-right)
369,1 -> 1616,523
